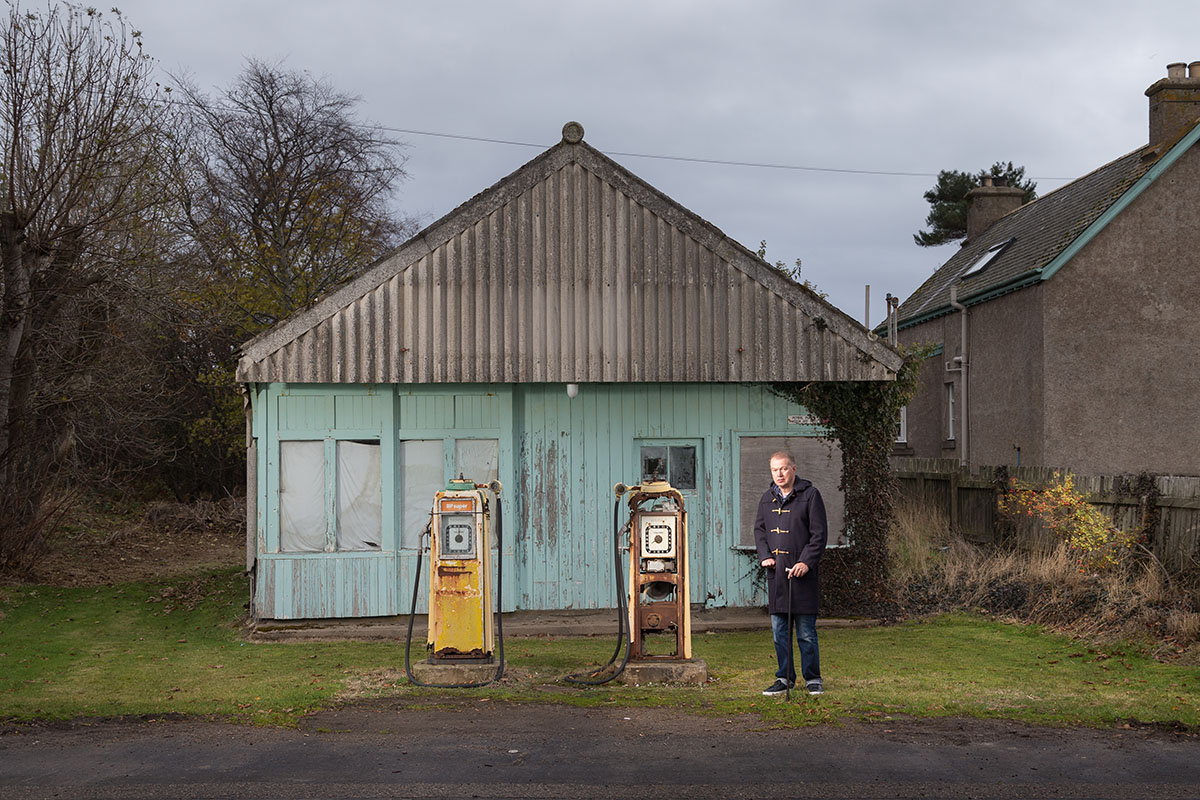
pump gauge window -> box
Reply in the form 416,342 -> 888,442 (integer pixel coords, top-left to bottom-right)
441,516 -> 476,558
640,514 -> 677,558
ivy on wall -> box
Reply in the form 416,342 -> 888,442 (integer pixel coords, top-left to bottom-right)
769,344 -> 932,612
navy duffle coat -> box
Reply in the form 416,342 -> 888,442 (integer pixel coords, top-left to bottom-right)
752,479 -> 828,615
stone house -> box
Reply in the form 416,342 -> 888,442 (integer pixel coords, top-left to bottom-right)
892,63 -> 1200,477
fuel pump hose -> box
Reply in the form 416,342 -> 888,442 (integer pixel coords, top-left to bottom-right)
564,496 -> 631,685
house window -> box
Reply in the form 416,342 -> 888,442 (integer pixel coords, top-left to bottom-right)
640,445 -> 696,490
946,383 -> 956,441
961,237 -> 1015,278
895,406 -> 908,444
279,439 -> 382,553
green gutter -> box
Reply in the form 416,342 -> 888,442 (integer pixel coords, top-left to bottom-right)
894,270 -> 1042,332
1040,123 -> 1200,280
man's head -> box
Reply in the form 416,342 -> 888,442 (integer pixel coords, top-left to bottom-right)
769,451 -> 796,493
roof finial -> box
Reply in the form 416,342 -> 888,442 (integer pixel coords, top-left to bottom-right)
562,121 -> 584,144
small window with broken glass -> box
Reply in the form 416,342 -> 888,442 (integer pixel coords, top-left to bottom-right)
640,445 -> 696,490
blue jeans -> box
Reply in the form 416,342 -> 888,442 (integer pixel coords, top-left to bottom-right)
771,613 -> 820,685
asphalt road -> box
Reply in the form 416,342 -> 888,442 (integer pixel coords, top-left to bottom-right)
3,700 -> 1199,799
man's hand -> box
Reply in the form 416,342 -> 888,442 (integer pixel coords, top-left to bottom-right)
787,562 -> 809,579
761,558 -> 775,568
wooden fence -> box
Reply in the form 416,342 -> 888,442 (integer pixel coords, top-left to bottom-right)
891,458 -> 1200,573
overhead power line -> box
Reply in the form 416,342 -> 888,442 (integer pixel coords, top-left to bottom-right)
157,89 -> 1069,183
381,124 -> 1070,182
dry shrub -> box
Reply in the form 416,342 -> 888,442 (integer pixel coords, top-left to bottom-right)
143,496 -> 244,537
888,499 -> 1200,655
1165,610 -> 1200,642
888,498 -> 952,585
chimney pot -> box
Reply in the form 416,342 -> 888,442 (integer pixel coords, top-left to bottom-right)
980,175 -> 994,188
1146,61 -> 1200,147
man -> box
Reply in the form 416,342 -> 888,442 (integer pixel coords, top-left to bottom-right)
753,450 -> 828,697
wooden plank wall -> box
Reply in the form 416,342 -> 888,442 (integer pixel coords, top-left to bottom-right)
892,458 -> 1200,572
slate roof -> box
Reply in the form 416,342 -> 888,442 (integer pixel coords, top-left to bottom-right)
896,146 -> 1160,328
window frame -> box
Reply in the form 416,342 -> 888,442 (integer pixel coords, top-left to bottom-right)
945,382 -> 957,443
277,435 -> 384,554
637,442 -> 697,490
397,435 -> 502,551
961,237 -> 1015,279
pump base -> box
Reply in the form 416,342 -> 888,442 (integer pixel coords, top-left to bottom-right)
409,658 -> 498,685
618,658 -> 708,686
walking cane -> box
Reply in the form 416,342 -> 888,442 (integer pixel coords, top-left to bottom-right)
786,572 -> 793,702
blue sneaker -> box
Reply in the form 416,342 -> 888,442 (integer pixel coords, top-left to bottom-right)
806,680 -> 824,696
762,679 -> 792,697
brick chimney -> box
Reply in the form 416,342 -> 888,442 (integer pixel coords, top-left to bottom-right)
964,175 -> 1025,241
1146,61 -> 1200,148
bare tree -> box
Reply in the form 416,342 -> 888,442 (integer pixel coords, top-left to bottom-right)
174,59 -> 417,335
155,60 -> 417,498
0,3 -> 173,572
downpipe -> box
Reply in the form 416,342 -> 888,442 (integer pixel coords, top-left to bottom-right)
949,283 -> 969,468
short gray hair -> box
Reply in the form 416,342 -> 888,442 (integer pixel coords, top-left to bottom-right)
768,450 -> 796,466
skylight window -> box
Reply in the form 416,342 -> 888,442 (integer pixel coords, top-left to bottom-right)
961,237 -> 1015,278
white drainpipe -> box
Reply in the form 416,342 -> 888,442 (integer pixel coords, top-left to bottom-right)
948,284 -> 969,468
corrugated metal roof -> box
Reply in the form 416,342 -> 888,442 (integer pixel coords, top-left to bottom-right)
238,128 -> 902,384
896,146 -> 1159,327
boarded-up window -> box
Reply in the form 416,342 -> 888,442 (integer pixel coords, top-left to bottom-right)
280,441 -> 326,552
336,441 -> 382,551
738,436 -> 847,547
280,439 -> 382,552
400,440 -> 442,550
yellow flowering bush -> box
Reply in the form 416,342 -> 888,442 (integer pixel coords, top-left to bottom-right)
997,472 -> 1137,572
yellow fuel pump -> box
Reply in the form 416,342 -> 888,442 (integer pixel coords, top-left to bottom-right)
427,477 -> 496,660
405,477 -> 504,688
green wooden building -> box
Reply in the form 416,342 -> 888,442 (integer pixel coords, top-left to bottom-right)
236,123 -> 902,620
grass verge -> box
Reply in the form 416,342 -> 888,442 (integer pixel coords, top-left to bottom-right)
3,567 -> 1199,730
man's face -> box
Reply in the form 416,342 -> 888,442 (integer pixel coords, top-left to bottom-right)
770,457 -> 796,490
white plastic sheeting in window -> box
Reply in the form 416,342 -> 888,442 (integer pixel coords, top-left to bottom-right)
336,441 -> 382,551
280,440 -> 326,552
400,440 -> 442,550
455,439 -> 499,484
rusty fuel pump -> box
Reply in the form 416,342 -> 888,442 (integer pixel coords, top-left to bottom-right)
622,480 -> 692,660
564,478 -> 694,685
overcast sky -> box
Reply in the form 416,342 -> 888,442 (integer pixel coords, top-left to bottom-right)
116,0 -> 1199,326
